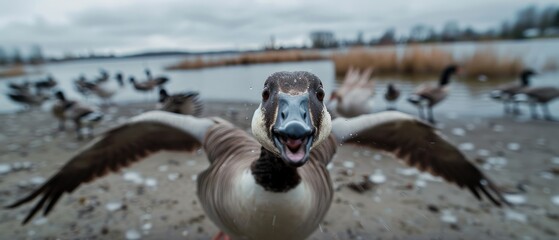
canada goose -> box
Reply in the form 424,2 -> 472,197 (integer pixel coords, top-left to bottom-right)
6,89 -> 49,109
8,81 -> 31,92
34,75 -> 57,93
7,71 -> 506,240
129,76 -> 168,92
115,72 -> 124,87
158,88 -> 203,116
408,65 -> 459,123
74,77 -> 116,105
490,69 -> 534,114
52,91 -> 104,139
328,67 -> 375,118
517,86 -> 559,120
384,83 -> 400,110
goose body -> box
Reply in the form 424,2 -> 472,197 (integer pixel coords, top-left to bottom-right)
517,86 -> 559,120
158,88 -> 203,116
328,68 -> 375,117
129,76 -> 168,92
8,71 -> 506,240
408,65 -> 458,123
7,89 -> 49,108
491,69 -> 534,114
52,91 -> 104,139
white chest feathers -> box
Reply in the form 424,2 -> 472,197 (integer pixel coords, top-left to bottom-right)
222,170 -> 317,240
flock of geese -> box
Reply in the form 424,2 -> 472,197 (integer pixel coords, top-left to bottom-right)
5,69 -> 203,139
328,65 -> 559,123
5,70 -> 522,240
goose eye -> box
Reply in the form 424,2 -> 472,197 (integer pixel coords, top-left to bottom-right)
262,90 -> 270,101
316,89 -> 325,101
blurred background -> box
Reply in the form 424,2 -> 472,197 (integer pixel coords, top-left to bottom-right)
1,0 -> 559,239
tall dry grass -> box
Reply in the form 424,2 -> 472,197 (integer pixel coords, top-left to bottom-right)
167,50 -> 326,70
0,65 -> 25,78
331,47 -> 398,75
332,46 -> 526,78
461,48 -> 524,77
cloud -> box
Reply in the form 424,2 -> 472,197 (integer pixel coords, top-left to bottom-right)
0,0 -> 556,56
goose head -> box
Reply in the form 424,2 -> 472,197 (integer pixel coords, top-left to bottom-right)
440,64 -> 460,86
129,77 -> 136,83
520,69 -> 535,86
252,71 -> 332,167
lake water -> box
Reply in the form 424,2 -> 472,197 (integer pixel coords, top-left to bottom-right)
1,39 -> 558,120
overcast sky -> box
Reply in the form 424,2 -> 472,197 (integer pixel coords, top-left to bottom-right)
0,0 -> 557,57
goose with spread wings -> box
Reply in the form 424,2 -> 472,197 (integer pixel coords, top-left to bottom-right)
6,71 -> 506,240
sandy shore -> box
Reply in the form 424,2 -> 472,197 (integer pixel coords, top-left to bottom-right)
0,101 -> 558,240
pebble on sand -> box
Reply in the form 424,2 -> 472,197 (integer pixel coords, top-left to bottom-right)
504,194 -> 527,205
123,172 -> 144,185
369,170 -> 386,184
440,210 -> 458,224
507,143 -> 521,151
552,195 -> 559,206
459,142 -> 475,151
343,161 -> 355,169
452,128 -> 466,136
106,202 -> 123,212
0,164 -> 12,174
505,210 -> 527,223
125,229 -> 141,240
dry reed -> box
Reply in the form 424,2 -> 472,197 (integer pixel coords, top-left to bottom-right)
167,50 -> 326,70
0,66 -> 25,78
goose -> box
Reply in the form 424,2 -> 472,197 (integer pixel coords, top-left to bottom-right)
516,86 -> 559,120
384,83 -> 400,110
408,65 -> 459,123
158,88 -> 203,116
129,76 -> 168,92
490,69 -> 534,114
52,91 -> 104,139
328,67 -> 376,118
74,77 -> 117,105
6,89 -> 49,109
34,75 -> 57,94
8,81 -> 31,92
6,71 -> 506,240
145,68 -> 170,84
115,72 -> 125,87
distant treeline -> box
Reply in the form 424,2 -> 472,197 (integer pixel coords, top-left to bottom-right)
307,5 -> 559,49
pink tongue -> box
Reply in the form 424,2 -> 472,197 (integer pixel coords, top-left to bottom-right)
285,138 -> 305,162
286,138 -> 303,149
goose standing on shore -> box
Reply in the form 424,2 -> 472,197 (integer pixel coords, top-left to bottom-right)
7,71 -> 506,240
491,69 -> 535,114
328,68 -> 375,118
158,88 -> 203,116
408,65 -> 459,123
51,91 -> 104,139
129,76 -> 169,92
384,83 -> 401,110
517,86 -> 559,120
34,75 -> 57,94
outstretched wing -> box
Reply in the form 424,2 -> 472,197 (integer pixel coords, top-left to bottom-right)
5,111 -> 216,224
331,111 -> 507,206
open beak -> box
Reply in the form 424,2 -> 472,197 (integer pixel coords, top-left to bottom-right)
272,93 -> 314,167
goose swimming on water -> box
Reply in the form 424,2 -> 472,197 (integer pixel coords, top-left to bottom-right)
6,71 -> 506,240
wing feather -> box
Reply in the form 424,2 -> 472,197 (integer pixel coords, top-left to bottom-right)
331,111 -> 507,206
6,111 -> 216,224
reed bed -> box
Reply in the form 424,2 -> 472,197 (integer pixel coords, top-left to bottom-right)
461,48 -> 524,77
0,66 -> 25,78
333,46 -> 526,78
167,50 -> 326,70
